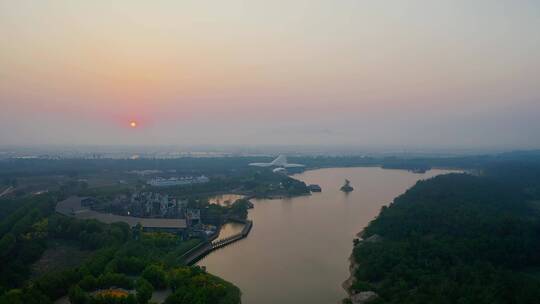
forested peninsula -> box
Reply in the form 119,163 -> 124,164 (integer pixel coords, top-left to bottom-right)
345,162 -> 540,304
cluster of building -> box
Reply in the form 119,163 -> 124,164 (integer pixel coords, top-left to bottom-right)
58,196 -> 200,238
147,175 -> 209,187
83,191 -> 198,220
128,192 -> 187,218
60,190 -> 248,240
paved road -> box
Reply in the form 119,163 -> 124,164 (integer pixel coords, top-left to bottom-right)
0,186 -> 14,198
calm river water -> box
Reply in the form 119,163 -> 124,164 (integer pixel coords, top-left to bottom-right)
198,167 -> 456,304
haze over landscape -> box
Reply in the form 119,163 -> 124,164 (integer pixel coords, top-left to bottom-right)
3,2 -> 540,304
1,1 -> 539,149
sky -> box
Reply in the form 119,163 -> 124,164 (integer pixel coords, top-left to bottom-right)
1,1 -> 539,150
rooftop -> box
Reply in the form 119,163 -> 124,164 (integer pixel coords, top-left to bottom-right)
56,196 -> 187,229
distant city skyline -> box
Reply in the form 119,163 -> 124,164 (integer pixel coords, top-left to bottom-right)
1,1 -> 539,149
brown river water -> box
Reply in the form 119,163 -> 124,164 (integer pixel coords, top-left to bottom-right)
199,167 -> 457,304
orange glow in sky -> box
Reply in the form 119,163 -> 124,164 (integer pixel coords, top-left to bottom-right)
1,1 -> 539,148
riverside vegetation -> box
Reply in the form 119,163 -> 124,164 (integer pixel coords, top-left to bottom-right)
346,161 -> 540,304
0,193 -> 240,304
2,153 -> 540,303
0,157 -> 314,304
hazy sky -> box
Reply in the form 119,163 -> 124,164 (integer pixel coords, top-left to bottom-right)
1,1 -> 539,149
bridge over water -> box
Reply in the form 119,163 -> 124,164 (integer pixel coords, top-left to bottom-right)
182,219 -> 253,265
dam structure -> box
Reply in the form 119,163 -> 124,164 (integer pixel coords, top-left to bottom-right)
182,219 -> 253,265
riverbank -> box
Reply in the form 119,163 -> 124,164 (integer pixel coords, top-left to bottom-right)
198,167 -> 457,304
345,165 -> 540,303
182,218 -> 253,265
342,233 -> 380,304
342,253 -> 358,297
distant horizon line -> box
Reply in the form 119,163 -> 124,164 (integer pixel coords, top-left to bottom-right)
1,144 -> 539,157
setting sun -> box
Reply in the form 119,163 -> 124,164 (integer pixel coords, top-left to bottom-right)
130,121 -> 137,128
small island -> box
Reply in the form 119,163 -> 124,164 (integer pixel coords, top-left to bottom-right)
340,179 -> 354,192
308,184 -> 322,192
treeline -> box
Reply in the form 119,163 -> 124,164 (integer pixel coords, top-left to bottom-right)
156,170 -> 309,199
194,198 -> 252,225
2,150 -> 540,179
348,162 -> 540,303
0,194 -> 241,304
0,195 -> 57,290
0,157 -> 268,178
0,193 -> 130,292
236,170 -> 309,197
292,150 -> 540,171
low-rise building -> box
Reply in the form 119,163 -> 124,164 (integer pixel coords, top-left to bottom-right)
147,175 -> 209,187
56,196 -> 188,235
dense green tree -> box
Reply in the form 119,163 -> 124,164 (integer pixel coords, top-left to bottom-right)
141,265 -> 167,289
79,275 -> 98,291
229,199 -> 250,219
168,268 -> 192,292
68,285 -> 89,304
349,165 -> 540,304
0,288 -> 51,304
0,233 -> 15,258
135,278 -> 154,304
96,273 -> 133,290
